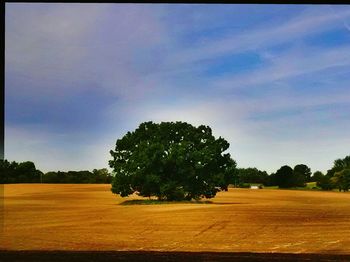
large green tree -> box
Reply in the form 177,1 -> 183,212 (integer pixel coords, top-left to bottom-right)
274,165 -> 295,188
293,164 -> 311,185
109,121 -> 236,201
319,155 -> 350,191
331,169 -> 350,192
326,155 -> 350,177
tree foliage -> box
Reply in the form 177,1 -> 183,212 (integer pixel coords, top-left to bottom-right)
109,121 -> 236,201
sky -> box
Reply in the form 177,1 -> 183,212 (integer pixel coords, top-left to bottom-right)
5,3 -> 350,174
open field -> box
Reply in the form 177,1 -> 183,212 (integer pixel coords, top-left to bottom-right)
1,184 -> 350,257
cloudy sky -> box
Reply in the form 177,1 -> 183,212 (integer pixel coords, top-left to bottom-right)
5,4 -> 350,174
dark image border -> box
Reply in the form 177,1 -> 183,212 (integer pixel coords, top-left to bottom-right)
1,251 -> 350,262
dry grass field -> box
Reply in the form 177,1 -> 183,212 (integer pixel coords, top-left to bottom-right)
1,184 -> 350,255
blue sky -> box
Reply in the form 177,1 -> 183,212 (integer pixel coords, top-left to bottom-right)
5,4 -> 350,174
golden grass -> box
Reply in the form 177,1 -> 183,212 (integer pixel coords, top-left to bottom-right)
1,184 -> 350,253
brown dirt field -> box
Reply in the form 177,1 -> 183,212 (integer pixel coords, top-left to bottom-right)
1,184 -> 350,254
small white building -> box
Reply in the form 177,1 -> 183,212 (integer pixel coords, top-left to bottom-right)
250,185 -> 260,189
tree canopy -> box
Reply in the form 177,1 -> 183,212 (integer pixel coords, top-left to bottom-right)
109,121 -> 236,201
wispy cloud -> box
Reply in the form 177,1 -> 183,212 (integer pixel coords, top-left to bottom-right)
166,7 -> 350,66
213,45 -> 350,90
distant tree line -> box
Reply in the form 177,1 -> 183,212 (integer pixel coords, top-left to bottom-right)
0,159 -> 112,184
268,164 -> 312,188
0,160 -> 43,183
2,154 -> 349,191
43,169 -> 112,184
234,168 -> 269,187
233,155 -> 350,191
235,164 -> 310,188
